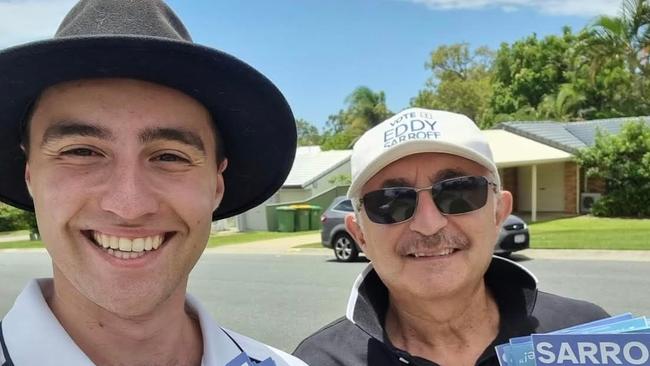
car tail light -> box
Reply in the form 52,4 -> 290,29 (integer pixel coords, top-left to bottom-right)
321,215 -> 327,223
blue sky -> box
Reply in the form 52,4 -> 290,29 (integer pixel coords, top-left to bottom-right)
1,0 -> 619,130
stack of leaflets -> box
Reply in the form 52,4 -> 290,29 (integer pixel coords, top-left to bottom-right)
496,313 -> 650,366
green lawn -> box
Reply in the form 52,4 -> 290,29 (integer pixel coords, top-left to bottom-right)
529,216 -> 650,250
0,239 -> 44,250
206,230 -> 318,247
291,217 -> 650,250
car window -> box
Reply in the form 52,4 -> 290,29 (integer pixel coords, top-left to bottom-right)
333,199 -> 353,212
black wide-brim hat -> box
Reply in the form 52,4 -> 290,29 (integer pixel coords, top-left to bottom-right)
0,0 -> 296,221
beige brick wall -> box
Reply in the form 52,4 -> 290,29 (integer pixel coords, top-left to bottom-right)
564,162 -> 578,214
587,177 -> 606,193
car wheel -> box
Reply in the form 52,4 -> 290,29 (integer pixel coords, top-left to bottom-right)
333,233 -> 359,262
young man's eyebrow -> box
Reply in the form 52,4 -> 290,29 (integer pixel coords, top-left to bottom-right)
138,127 -> 205,153
41,121 -> 114,147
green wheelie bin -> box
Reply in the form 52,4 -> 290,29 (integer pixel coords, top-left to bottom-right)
276,206 -> 296,232
292,205 -> 311,231
309,205 -> 322,230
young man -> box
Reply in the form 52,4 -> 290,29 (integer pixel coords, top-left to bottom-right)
294,108 -> 608,366
0,1 -> 306,365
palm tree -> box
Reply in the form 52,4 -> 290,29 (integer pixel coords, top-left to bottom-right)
343,86 -> 391,133
537,84 -> 587,121
583,0 -> 650,76
320,86 -> 391,149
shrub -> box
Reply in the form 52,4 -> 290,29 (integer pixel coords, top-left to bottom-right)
575,120 -> 650,217
0,204 -> 31,231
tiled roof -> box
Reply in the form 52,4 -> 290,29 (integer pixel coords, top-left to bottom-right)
283,146 -> 351,188
498,116 -> 650,153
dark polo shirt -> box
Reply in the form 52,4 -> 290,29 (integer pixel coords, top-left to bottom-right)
293,256 -> 609,366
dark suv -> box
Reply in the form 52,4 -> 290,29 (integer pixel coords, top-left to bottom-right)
321,196 -> 530,262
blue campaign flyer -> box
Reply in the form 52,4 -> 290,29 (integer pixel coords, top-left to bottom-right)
256,358 -> 277,366
225,352 -> 276,366
509,336 -> 537,366
555,314 -> 634,334
495,314 -> 637,366
532,333 -> 650,366
226,353 -> 255,366
496,343 -> 512,366
580,317 -> 648,334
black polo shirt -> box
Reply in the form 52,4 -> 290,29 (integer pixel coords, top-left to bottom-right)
293,256 -> 609,366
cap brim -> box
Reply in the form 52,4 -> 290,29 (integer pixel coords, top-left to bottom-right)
0,36 -> 296,220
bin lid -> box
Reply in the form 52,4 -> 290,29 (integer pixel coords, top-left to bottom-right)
276,206 -> 295,211
289,204 -> 312,209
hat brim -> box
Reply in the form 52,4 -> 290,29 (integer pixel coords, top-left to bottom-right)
0,36 -> 296,221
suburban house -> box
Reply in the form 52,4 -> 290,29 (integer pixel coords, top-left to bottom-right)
224,116 -> 648,231
234,146 -> 351,231
497,116 -> 649,221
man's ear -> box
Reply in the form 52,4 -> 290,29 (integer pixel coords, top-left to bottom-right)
213,158 -> 228,211
495,190 -> 513,228
345,212 -> 366,252
24,162 -> 33,198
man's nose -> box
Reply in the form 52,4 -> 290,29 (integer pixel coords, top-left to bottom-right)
408,190 -> 448,235
99,162 -> 159,220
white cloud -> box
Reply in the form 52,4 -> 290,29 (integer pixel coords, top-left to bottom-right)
405,0 -> 619,17
0,0 -> 77,49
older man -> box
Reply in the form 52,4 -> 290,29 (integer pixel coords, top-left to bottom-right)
294,108 -> 608,366
0,1 -> 306,365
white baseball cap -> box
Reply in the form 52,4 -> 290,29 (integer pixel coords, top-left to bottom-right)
347,108 -> 500,201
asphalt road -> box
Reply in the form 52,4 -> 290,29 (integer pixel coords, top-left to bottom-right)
1,250 -> 650,353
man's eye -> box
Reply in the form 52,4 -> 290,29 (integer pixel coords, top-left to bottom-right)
154,153 -> 190,163
61,148 -> 98,157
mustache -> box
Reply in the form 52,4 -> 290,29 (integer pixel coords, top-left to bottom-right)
396,230 -> 470,256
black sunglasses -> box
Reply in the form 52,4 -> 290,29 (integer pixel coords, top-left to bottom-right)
359,176 -> 498,224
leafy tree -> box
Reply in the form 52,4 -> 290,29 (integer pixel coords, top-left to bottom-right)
485,15 -> 650,123
571,0 -> 650,119
295,118 -> 321,146
320,130 -> 357,151
536,83 -> 587,121
411,43 -> 494,124
575,120 -> 650,217
568,49 -> 650,119
489,27 -> 577,121
321,86 -> 391,150
327,174 -> 351,185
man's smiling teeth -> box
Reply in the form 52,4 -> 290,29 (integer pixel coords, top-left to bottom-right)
92,232 -> 164,254
410,248 -> 455,258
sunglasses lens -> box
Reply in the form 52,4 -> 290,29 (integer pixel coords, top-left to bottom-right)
361,176 -> 491,224
362,188 -> 417,224
434,176 -> 488,214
